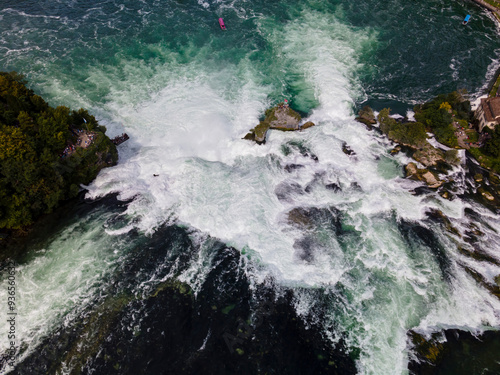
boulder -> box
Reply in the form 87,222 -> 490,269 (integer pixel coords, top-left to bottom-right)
481,190 -> 495,201
269,105 -> 300,130
390,146 -> 401,155
405,162 -> 443,188
421,171 -> 443,188
405,162 -> 419,180
342,142 -> 356,156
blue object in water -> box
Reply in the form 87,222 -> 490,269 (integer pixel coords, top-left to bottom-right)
463,15 -> 471,25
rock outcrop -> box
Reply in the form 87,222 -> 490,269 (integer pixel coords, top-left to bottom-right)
355,105 -> 377,128
412,143 -> 446,167
405,162 -> 443,188
244,103 -> 315,144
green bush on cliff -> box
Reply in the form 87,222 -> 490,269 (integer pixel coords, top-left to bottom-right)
414,91 -> 471,148
483,126 -> 500,157
468,147 -> 500,174
0,71 -> 118,229
377,108 -> 427,147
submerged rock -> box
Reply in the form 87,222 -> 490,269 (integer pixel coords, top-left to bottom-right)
342,142 -> 356,156
284,164 -> 305,173
325,183 -> 341,192
275,181 -> 304,202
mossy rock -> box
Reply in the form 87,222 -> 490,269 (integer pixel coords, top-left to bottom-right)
301,121 -> 315,130
244,103 -> 305,144
243,131 -> 255,142
444,149 -> 461,165
409,331 -> 447,365
495,274 -> 500,287
356,106 -> 376,127
412,143 -> 446,167
254,121 -> 270,144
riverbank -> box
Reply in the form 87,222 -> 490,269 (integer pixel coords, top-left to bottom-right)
471,0 -> 500,21
357,92 -> 500,209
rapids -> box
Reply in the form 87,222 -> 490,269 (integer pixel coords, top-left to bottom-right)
1,0 -> 500,374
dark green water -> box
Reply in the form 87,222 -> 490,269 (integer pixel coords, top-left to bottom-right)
1,1 -> 500,374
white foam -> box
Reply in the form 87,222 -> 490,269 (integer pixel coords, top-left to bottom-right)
0,210 -> 126,369
3,4 -> 500,374
79,8 -> 500,373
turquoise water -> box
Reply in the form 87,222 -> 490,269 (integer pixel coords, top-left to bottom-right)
1,1 -> 500,374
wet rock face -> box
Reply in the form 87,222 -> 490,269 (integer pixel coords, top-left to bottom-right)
408,329 -> 500,375
342,142 -> 356,156
12,224 -> 358,375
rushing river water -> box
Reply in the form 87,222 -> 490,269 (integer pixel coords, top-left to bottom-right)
1,0 -> 500,374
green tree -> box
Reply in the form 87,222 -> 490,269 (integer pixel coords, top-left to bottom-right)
0,71 -> 118,230
483,126 -> 500,157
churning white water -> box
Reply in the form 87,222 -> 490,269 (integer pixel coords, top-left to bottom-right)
84,8 -> 500,374
1,3 -> 500,374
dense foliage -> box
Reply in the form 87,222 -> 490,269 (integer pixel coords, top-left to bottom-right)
414,91 -> 472,148
411,91 -> 500,173
0,72 -> 117,230
377,108 -> 427,148
483,126 -> 500,157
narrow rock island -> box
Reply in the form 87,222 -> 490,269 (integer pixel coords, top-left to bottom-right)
243,102 -> 315,144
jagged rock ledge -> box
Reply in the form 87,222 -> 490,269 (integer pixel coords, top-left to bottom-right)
243,103 -> 315,144
355,106 -> 456,190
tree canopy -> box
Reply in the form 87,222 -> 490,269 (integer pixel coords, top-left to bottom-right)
413,91 -> 471,148
0,71 -> 117,230
377,108 -> 427,148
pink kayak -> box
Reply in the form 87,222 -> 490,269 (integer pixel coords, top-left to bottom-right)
219,18 -> 226,30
